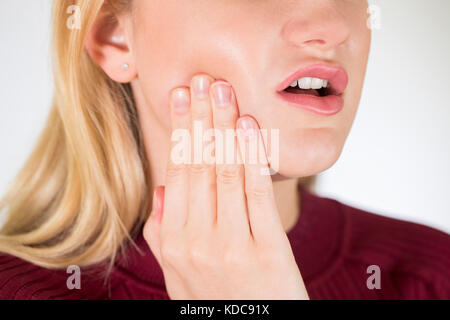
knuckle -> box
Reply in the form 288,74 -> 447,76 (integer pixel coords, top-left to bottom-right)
189,163 -> 213,175
161,243 -> 180,264
166,163 -> 185,180
217,166 -> 242,185
192,109 -> 211,121
215,119 -> 236,130
223,248 -> 244,269
188,242 -> 212,268
246,183 -> 272,203
160,233 -> 182,263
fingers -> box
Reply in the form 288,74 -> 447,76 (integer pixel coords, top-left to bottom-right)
236,116 -> 285,241
162,88 -> 191,232
210,82 -> 249,238
162,75 -> 277,244
187,75 -> 217,228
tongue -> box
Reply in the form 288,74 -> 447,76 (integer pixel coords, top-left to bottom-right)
299,89 -> 320,96
286,87 -> 320,97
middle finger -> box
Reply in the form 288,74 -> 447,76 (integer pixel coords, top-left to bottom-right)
187,74 -> 217,228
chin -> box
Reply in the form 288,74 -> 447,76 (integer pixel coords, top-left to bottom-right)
271,127 -> 345,179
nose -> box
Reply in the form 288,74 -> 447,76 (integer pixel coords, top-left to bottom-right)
281,1 -> 351,51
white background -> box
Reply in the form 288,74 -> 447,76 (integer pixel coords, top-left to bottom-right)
0,0 -> 449,233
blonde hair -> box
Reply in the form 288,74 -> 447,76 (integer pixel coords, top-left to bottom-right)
0,0 -> 147,269
0,0 -> 317,271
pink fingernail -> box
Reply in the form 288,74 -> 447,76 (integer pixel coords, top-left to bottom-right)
152,187 -> 165,223
237,117 -> 257,139
172,89 -> 190,114
212,82 -> 232,108
192,76 -> 211,99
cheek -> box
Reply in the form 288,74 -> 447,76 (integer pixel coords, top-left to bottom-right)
131,17 -> 230,127
131,4 -> 196,127
347,8 -> 372,87
133,36 -> 260,132
131,1 -> 265,127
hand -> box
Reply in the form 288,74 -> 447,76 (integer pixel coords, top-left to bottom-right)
143,74 -> 309,300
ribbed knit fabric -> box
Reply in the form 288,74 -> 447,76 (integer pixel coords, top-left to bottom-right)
0,188 -> 449,300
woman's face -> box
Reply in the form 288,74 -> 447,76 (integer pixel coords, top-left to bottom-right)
128,0 -> 371,178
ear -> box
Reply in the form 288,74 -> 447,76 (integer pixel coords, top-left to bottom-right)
84,6 -> 136,83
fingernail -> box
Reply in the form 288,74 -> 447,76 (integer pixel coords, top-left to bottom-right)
172,89 -> 190,114
237,117 -> 257,140
192,75 -> 211,99
212,82 -> 232,108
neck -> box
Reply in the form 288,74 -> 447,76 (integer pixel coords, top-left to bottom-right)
273,178 -> 301,233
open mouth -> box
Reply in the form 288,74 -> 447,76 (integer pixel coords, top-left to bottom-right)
276,64 -> 348,116
282,77 -> 339,97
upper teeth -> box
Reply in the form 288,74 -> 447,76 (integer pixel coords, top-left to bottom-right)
290,77 -> 328,90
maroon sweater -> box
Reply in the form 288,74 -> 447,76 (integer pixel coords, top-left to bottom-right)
0,188 -> 449,300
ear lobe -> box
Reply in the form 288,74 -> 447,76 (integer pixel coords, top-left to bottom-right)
84,8 -> 136,83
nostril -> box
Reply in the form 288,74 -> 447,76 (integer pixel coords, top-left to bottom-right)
281,9 -> 351,50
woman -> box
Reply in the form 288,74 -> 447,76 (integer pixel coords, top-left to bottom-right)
0,0 -> 448,300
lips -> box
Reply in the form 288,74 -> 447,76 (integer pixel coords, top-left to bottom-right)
276,64 -> 349,116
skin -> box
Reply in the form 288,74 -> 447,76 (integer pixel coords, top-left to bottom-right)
85,0 -> 371,299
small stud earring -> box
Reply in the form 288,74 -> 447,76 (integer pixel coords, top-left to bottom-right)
122,63 -> 129,71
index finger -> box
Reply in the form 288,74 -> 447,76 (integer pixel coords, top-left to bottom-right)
162,88 -> 191,232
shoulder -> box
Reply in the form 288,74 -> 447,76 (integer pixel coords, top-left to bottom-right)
0,243 -> 169,300
0,253 -> 110,300
300,189 -> 450,299
340,201 -> 450,265
339,198 -> 450,299
0,253 -> 55,299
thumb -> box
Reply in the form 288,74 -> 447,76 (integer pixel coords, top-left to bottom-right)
143,186 -> 165,266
